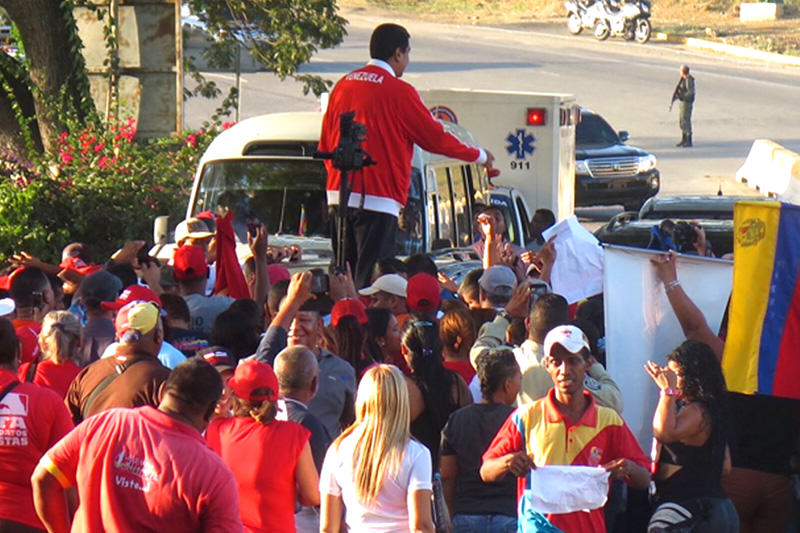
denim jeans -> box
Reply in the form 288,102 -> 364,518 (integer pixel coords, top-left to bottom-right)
648,497 -> 739,533
452,514 -> 517,533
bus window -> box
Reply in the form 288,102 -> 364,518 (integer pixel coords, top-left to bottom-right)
489,194 -> 518,245
435,166 -> 454,247
395,168 -> 425,256
449,166 -> 472,247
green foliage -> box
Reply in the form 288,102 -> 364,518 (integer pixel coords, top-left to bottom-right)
0,0 -> 348,264
0,116 -> 229,264
185,0 -> 347,95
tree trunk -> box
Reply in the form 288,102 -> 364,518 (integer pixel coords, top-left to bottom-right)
0,0 -> 90,155
0,56 -> 42,159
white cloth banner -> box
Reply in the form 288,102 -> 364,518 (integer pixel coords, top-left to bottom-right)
603,245 -> 733,448
528,465 -> 610,514
541,215 -> 604,304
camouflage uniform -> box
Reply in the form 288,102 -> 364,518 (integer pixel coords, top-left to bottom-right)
675,74 -> 695,146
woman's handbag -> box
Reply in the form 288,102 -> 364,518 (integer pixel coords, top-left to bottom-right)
431,473 -> 453,533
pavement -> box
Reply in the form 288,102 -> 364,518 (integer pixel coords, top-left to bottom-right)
653,31 -> 800,67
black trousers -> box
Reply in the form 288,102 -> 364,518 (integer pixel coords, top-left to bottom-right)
0,520 -> 45,533
331,208 -> 398,289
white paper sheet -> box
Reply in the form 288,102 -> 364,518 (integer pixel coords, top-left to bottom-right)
541,215 -> 604,304
528,465 -> 610,514
603,245 -> 732,448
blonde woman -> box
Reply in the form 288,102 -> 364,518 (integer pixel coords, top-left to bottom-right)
17,311 -> 82,398
320,364 -> 435,533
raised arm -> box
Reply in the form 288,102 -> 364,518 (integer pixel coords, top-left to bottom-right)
651,251 -> 724,360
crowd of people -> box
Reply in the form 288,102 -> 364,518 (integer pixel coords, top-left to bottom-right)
0,19 -> 797,533
0,198 -> 796,533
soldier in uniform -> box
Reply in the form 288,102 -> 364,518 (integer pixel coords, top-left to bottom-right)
671,64 -> 695,147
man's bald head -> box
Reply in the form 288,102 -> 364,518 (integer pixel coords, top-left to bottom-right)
274,345 -> 319,395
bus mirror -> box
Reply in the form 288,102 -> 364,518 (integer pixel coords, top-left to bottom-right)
153,215 -> 169,245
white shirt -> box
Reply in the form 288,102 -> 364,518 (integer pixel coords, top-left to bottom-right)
320,426 -> 432,531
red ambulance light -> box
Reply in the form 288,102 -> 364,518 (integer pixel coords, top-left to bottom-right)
526,108 -> 546,126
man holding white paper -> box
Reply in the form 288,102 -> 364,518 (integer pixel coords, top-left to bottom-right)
480,325 -> 650,532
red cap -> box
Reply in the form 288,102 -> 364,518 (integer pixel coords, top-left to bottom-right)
227,360 -> 279,402
331,298 -> 368,327
173,245 -> 209,281
0,274 -> 10,291
101,284 -> 163,311
267,263 -> 291,284
406,273 -> 442,313
58,256 -> 101,276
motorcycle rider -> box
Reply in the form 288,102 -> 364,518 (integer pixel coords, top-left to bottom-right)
671,65 -> 695,147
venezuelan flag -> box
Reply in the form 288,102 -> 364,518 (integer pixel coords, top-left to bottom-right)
723,201 -> 800,400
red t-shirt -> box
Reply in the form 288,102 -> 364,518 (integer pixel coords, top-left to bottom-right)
443,360 -> 476,385
206,416 -> 310,533
0,369 -> 73,529
12,319 -> 41,366
41,406 -> 243,532
17,359 -> 81,399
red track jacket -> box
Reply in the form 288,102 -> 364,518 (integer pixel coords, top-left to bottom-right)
319,60 -> 484,217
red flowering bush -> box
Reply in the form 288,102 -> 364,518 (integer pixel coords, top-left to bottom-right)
0,116 -> 229,263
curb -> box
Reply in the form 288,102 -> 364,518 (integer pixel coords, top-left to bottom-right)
654,32 -> 800,67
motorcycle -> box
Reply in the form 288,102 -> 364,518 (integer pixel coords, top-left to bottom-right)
565,0 -> 652,44
564,0 -> 596,36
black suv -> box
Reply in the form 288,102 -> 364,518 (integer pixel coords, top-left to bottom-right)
575,108 -> 660,211
594,195 -> 768,257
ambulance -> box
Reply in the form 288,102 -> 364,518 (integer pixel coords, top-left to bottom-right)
420,89 -> 578,222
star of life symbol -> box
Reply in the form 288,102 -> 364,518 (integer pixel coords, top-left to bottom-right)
506,129 -> 535,160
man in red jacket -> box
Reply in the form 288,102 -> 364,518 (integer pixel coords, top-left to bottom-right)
320,23 -> 494,288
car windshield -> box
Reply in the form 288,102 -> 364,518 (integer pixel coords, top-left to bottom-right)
577,113 -> 620,146
194,158 -> 331,243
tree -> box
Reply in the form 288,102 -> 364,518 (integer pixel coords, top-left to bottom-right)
0,0 -> 347,161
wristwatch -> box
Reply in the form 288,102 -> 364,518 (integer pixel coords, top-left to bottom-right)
498,310 -> 513,323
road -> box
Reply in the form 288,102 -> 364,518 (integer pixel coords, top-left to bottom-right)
184,10 -> 800,206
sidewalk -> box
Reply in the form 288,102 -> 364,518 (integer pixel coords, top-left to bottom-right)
653,32 -> 800,67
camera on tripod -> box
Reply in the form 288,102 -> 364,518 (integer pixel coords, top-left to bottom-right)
315,111 -> 377,274
316,111 -> 374,172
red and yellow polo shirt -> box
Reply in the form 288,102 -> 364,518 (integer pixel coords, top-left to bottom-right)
483,389 -> 649,532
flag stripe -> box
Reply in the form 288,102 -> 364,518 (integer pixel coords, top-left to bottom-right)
773,274 -> 800,399
722,201 -> 781,394
758,205 -> 800,394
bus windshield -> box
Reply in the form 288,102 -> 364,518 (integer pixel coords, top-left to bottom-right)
193,157 -> 425,255
194,158 -> 330,242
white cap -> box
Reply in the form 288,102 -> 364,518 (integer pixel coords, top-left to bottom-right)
0,298 -> 14,317
358,274 -> 407,298
544,325 -> 590,358
174,218 -> 214,245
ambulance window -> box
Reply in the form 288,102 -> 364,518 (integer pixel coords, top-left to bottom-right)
435,166 -> 454,247
515,196 -> 533,245
449,166 -> 472,247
